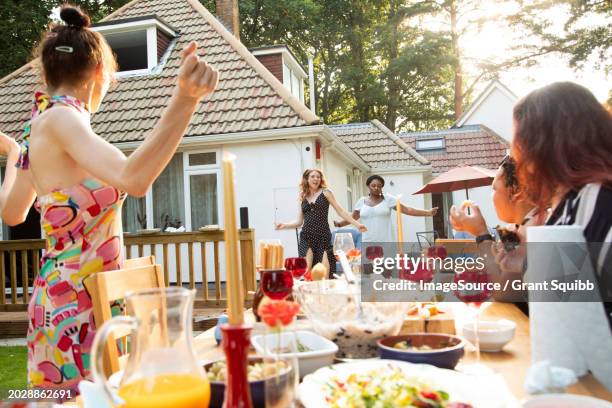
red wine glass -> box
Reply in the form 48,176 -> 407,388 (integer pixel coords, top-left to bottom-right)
453,268 -> 493,373
284,257 -> 308,279
261,269 -> 294,300
365,245 -> 384,261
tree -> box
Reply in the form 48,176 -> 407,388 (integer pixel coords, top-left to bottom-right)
66,0 -> 132,22
0,0 -> 55,78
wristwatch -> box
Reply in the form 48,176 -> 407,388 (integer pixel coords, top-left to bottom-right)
475,233 -> 494,245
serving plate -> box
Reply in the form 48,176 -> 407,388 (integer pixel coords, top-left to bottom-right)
298,359 -> 517,408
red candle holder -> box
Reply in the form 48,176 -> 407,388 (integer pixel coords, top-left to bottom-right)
221,324 -> 254,408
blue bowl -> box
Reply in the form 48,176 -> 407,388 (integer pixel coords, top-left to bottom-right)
204,357 -> 291,408
378,333 -> 465,369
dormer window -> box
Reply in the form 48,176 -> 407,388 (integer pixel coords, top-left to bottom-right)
92,15 -> 176,76
251,45 -> 308,103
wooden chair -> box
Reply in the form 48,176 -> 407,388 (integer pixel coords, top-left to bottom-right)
124,255 -> 155,269
84,264 -> 165,377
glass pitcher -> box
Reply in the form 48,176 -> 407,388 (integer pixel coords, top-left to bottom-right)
91,287 -> 210,408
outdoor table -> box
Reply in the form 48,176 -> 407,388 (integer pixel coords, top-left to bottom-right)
193,302 -> 612,402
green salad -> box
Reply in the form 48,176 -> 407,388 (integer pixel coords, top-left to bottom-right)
324,365 -> 472,408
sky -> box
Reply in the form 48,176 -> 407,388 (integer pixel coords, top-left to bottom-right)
419,1 -> 611,102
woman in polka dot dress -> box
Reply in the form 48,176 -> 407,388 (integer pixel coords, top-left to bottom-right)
276,169 -> 367,276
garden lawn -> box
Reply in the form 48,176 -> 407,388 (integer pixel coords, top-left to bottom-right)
0,346 -> 27,389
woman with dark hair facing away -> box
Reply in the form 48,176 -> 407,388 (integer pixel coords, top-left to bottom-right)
0,5 -> 218,390
511,82 -> 612,327
276,169 -> 367,276
334,175 -> 438,243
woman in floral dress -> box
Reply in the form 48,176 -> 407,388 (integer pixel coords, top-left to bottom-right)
0,5 -> 218,391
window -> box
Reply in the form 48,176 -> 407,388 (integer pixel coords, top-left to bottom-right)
92,16 -> 176,76
184,150 -> 221,230
346,173 -> 353,212
122,195 -> 146,233
188,152 -> 217,166
153,154 -> 185,230
282,63 -> 291,92
120,150 -> 220,233
189,174 -> 218,228
105,30 -> 148,72
416,138 -> 445,151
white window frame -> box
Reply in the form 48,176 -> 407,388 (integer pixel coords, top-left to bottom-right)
346,172 -> 354,212
416,138 -> 445,151
93,18 -> 175,77
182,150 -> 222,231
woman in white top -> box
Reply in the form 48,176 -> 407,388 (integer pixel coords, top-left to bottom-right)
334,175 -> 438,242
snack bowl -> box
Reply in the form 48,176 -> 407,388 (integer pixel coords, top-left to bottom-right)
251,330 -> 338,377
462,319 -> 516,352
204,357 -> 291,408
378,333 -> 465,369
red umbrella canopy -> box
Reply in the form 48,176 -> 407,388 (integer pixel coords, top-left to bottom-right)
414,165 -> 496,195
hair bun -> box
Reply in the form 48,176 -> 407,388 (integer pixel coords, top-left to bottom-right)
60,6 -> 91,29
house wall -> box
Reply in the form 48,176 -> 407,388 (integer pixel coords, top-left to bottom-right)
463,87 -> 516,142
254,53 -> 283,83
321,149 -> 353,212
227,138 -> 316,260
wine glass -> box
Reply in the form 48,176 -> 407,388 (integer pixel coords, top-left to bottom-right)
453,268 -> 493,374
333,232 -> 355,260
365,245 -> 384,261
261,269 -> 294,300
284,257 -> 308,279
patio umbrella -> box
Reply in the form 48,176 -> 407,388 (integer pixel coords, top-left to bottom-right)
413,165 -> 496,199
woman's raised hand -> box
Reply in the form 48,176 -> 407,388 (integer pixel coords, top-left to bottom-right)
176,41 -> 219,100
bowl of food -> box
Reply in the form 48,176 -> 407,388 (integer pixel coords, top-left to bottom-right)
377,333 -> 465,369
462,319 -> 516,352
251,330 -> 338,377
295,280 -> 410,359
204,357 -> 291,408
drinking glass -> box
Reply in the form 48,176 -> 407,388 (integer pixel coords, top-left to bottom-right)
333,232 -> 355,260
284,257 -> 308,279
261,269 -> 294,300
453,269 -> 493,375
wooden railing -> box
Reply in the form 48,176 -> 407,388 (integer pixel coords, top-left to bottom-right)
0,229 -> 256,311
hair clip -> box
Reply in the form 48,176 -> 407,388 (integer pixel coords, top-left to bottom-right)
55,46 -> 74,53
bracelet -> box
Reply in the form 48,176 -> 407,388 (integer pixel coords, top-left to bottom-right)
475,233 -> 494,245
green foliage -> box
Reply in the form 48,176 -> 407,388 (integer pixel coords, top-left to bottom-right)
0,346 -> 27,389
65,0 -> 133,22
0,0 -> 55,78
230,0 -> 455,131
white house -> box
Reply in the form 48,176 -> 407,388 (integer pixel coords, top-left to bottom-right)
0,0 -> 435,283
455,80 -> 518,142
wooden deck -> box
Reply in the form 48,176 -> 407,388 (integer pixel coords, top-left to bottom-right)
0,283 -> 251,338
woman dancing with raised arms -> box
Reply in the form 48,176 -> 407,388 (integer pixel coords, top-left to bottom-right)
0,5 -> 218,391
276,169 -> 367,277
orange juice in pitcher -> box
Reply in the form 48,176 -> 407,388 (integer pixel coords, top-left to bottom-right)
118,373 -> 210,408
91,288 -> 210,408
